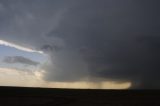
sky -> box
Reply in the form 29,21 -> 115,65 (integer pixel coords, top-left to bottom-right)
0,0 -> 160,89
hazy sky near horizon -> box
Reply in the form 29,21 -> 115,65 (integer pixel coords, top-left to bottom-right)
0,0 -> 160,89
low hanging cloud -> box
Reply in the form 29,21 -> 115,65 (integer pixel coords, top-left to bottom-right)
3,56 -> 40,66
0,0 -> 160,89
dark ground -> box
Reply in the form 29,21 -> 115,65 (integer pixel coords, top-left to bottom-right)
0,86 -> 160,106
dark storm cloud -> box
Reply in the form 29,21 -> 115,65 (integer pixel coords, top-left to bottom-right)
3,56 -> 39,66
0,0 -> 160,88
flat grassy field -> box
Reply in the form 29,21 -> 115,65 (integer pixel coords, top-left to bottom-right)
0,86 -> 160,106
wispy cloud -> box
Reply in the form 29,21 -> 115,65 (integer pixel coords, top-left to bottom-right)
0,40 -> 43,54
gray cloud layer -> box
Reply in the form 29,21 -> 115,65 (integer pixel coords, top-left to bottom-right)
3,56 -> 39,66
0,0 -> 160,89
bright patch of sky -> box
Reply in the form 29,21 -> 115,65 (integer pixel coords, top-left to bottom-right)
0,45 -> 47,67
